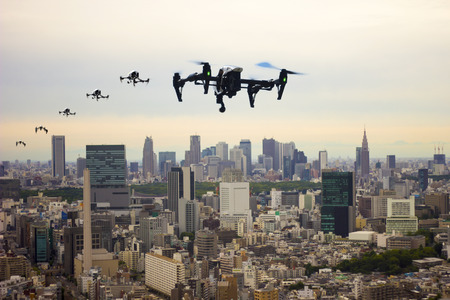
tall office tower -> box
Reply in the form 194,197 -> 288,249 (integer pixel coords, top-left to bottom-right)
86,145 -> 129,208
385,197 -> 418,235
386,155 -> 396,169
51,135 -> 65,178
360,129 -> 370,178
355,147 -> 361,175
216,142 -> 228,161
230,146 -> 245,174
239,139 -> 252,176
76,157 -> 86,179
167,167 -> 194,222
282,156 -> 292,179
159,151 -> 176,175
178,198 -> 200,234
190,135 -> 201,165
418,169 -> 429,191
219,181 -> 250,213
263,138 -> 279,171
83,168 -> 93,273
321,171 -> 355,237
143,136 -> 154,178
145,253 -> 185,297
318,150 -> 328,178
30,221 -> 49,263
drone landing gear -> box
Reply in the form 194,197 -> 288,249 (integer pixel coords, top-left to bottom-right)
216,95 -> 226,113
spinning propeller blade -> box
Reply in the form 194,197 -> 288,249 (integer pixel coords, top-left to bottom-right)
256,62 -> 305,75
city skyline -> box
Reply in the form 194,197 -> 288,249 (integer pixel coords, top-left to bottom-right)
1,1 -> 449,162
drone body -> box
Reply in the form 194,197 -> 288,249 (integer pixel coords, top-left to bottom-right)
86,89 -> 109,100
59,108 -> 76,117
16,141 -> 26,147
35,126 -> 48,134
173,62 -> 302,112
120,71 -> 150,86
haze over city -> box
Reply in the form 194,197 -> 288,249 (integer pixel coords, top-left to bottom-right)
1,0 -> 449,162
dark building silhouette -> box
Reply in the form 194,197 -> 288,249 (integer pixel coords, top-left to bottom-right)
86,144 -> 129,208
168,167 -> 194,222
263,138 -> 279,171
360,129 -> 370,178
418,168 -> 429,192
321,171 -> 355,237
386,155 -> 396,169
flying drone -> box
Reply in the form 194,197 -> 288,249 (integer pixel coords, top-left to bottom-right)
86,89 -> 109,100
59,108 -> 76,117
120,71 -> 150,86
16,141 -> 26,147
173,62 -> 303,112
35,126 -> 48,134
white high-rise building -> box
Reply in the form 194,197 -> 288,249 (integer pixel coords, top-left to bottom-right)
216,142 -> 228,161
319,150 -> 328,177
386,196 -> 418,235
230,146 -> 246,174
145,252 -> 185,296
270,189 -> 282,209
219,182 -> 249,213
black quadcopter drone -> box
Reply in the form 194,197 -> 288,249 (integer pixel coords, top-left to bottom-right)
59,108 -> 76,117
86,89 -> 109,100
120,70 -> 150,86
173,62 -> 303,112
35,126 -> 48,134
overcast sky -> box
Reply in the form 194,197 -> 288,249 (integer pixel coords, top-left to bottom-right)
1,0 -> 449,162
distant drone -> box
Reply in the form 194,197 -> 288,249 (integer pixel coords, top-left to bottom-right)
173,62 -> 304,112
59,108 -> 76,117
35,126 -> 48,134
16,141 -> 26,147
86,89 -> 109,100
120,70 -> 150,86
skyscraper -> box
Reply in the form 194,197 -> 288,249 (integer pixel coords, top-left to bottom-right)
360,129 -> 370,178
190,135 -> 201,165
167,167 -> 194,222
319,150 -> 328,178
263,138 -> 278,171
83,168 -> 92,272
355,147 -> 361,176
219,181 -> 250,213
159,151 -> 176,176
86,145 -> 129,208
77,157 -> 86,179
230,146 -> 245,174
386,155 -> 396,169
239,139 -> 252,176
321,171 -> 355,237
216,142 -> 228,161
143,136 -> 155,178
51,135 -> 65,178
418,169 -> 429,192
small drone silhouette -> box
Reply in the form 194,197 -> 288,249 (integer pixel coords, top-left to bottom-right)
35,126 -> 48,134
86,89 -> 109,100
120,70 -> 150,86
16,141 -> 26,147
59,108 -> 76,117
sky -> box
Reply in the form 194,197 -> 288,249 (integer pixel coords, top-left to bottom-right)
1,0 -> 449,163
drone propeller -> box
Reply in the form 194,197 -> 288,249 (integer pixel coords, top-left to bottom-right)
256,62 -> 304,75
191,60 -> 210,65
